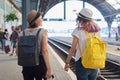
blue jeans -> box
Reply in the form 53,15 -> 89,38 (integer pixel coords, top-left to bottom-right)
2,39 -> 6,51
75,58 -> 98,80
11,41 -> 17,48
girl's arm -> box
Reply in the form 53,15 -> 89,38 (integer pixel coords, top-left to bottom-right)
64,35 -> 78,71
42,31 -> 52,78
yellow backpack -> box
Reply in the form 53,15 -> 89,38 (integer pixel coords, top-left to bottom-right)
78,30 -> 106,69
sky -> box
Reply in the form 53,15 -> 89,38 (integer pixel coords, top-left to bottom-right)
42,1 -> 118,37
43,1 -> 110,31
44,1 -> 104,20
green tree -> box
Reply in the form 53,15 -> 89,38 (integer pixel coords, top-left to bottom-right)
5,11 -> 18,22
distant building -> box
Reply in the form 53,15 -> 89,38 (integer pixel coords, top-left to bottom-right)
0,0 -> 21,36
0,0 -> 22,29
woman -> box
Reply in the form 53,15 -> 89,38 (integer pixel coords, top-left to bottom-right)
2,29 -> 9,51
64,8 -> 101,80
16,10 -> 52,80
9,27 -> 19,56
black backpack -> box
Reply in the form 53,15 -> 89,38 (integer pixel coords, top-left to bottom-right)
18,29 -> 42,66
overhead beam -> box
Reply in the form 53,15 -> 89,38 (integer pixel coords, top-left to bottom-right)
8,0 -> 21,12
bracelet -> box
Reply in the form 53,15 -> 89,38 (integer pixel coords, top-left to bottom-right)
65,62 -> 69,64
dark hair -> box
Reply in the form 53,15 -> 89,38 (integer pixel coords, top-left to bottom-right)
29,23 -> 37,28
76,16 -> 90,23
5,29 -> 8,32
18,25 -> 22,30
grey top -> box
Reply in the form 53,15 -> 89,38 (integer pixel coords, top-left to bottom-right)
19,27 -> 47,53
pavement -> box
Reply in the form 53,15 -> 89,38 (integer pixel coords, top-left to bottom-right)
0,45 -> 76,80
0,51 -> 23,80
102,37 -> 120,46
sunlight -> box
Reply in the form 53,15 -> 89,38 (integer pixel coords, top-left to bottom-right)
106,0 -> 120,10
43,1 -> 110,37
44,1 -> 104,21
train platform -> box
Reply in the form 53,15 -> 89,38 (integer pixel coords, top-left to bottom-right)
0,45 -> 76,80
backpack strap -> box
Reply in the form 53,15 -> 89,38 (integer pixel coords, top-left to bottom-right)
36,28 -> 42,37
23,30 -> 25,36
23,28 -> 41,37
84,30 -> 96,38
94,32 -> 97,37
36,28 -> 42,55
78,30 -> 97,59
78,40 -> 83,59
84,30 -> 91,38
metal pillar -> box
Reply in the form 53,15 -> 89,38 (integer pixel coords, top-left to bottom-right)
64,0 -> 66,20
4,0 -> 6,29
83,0 -> 85,8
22,0 -> 39,30
37,0 -> 40,11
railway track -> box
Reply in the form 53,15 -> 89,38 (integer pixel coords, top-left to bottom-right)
48,37 -> 120,80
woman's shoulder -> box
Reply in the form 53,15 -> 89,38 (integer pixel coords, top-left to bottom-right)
40,28 -> 48,33
33,28 -> 48,36
73,27 -> 84,34
28,27 -> 47,32
72,27 -> 85,38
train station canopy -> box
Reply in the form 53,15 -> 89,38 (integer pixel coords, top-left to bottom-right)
9,0 -> 120,19
87,0 -> 120,18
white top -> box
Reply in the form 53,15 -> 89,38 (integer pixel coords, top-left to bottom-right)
72,27 -> 101,61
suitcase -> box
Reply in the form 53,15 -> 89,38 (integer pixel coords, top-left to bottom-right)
5,45 -> 10,53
